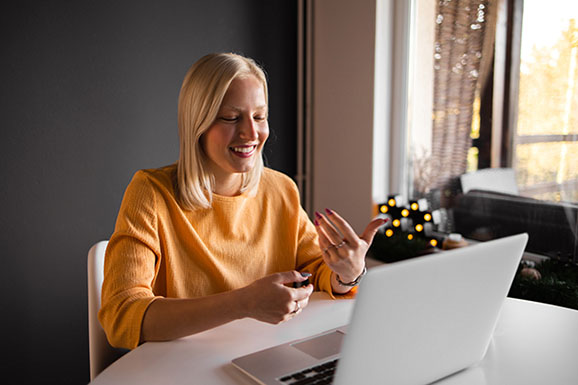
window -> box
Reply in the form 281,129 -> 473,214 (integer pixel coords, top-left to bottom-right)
475,0 -> 578,203
513,0 -> 578,202
406,0 -> 577,264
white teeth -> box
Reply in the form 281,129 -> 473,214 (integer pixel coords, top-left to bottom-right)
232,146 -> 255,153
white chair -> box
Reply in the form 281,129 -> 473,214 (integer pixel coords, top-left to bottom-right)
87,240 -> 127,380
460,167 -> 519,195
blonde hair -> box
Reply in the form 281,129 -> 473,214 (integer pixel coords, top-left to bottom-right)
176,53 -> 269,210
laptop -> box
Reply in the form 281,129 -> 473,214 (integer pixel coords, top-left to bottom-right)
232,233 -> 528,385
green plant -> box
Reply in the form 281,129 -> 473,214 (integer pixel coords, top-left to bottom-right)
509,259 -> 578,310
369,231 -> 437,263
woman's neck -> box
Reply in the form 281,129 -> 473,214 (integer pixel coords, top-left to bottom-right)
212,173 -> 243,197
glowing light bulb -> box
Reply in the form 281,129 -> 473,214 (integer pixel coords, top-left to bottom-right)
392,219 -> 401,227
386,229 -> 394,237
415,224 -> 423,232
430,239 -> 438,247
388,198 -> 396,206
407,234 -> 414,240
411,202 -> 419,211
424,213 -> 432,221
380,205 -> 388,213
401,209 -> 409,217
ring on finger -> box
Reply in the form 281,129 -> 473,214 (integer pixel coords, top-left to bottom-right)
335,240 -> 346,249
323,244 -> 335,253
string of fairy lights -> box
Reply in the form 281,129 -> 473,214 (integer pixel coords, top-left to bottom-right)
376,195 -> 441,248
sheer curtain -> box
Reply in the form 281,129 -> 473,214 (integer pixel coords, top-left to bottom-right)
424,0 -> 497,201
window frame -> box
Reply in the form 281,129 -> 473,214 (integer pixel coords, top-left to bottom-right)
490,0 -> 578,200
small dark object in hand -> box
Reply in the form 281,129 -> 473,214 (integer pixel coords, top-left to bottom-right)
293,278 -> 310,288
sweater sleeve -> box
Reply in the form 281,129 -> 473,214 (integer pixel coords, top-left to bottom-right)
98,171 -> 163,349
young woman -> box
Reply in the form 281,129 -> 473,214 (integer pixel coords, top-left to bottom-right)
99,53 -> 385,349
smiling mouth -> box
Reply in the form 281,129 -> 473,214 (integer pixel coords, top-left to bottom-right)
230,145 -> 257,157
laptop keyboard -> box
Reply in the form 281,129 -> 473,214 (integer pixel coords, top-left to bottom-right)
278,359 -> 339,384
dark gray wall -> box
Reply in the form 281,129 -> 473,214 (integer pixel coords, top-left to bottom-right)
0,1 -> 297,383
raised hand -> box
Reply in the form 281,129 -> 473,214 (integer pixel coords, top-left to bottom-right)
314,208 -> 386,285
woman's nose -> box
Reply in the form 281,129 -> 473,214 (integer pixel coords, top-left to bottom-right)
238,117 -> 259,140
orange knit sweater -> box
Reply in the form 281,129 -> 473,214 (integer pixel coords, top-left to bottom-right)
99,165 -> 341,349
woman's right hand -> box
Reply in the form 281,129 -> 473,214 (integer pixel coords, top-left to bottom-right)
240,271 -> 314,324
140,271 -> 313,344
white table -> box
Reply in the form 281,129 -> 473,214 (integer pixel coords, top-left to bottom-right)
91,293 -> 578,385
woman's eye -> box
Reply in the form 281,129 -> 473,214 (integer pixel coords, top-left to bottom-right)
254,115 -> 266,122
220,116 -> 238,122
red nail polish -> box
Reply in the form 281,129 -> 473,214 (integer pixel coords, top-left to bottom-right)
314,219 -> 319,226
325,208 -> 334,215
315,211 -> 322,219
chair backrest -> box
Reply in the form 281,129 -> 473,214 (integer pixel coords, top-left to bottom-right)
460,167 -> 519,195
87,240 -> 127,380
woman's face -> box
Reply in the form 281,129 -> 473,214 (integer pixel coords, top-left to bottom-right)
201,75 -> 269,183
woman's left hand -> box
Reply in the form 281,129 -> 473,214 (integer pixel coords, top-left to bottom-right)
314,209 -> 386,291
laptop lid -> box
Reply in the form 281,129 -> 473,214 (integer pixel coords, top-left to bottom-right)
333,233 -> 528,385
232,233 -> 528,385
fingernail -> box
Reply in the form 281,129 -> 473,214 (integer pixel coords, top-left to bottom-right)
301,272 -> 312,277
314,219 -> 319,226
325,208 -> 334,215
315,211 -> 322,219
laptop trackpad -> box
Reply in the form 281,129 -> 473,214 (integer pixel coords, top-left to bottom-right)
291,330 -> 345,360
